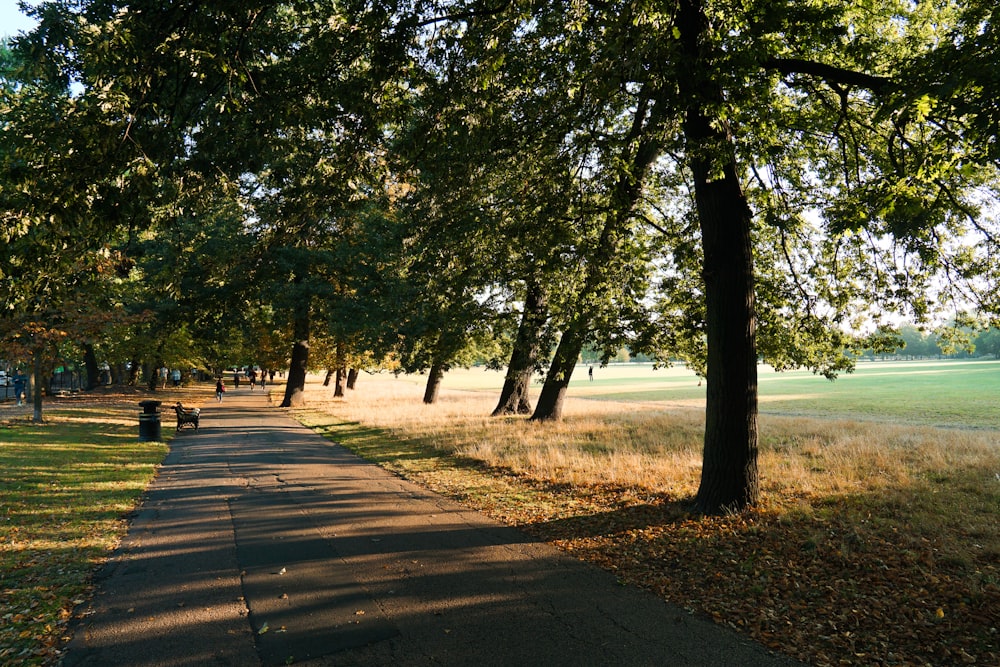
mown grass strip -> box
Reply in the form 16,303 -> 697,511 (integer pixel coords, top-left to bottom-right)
0,405 -> 167,666
419,360 -> 1000,428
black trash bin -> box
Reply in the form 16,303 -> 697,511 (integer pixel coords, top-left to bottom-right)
138,400 -> 162,442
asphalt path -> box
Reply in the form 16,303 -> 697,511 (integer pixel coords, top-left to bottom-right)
61,387 -> 804,667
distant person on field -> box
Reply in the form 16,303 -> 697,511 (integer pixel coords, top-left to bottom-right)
171,368 -> 181,387
588,366 -> 594,381
249,367 -> 257,390
216,378 -> 226,402
233,370 -> 240,388
13,373 -> 25,406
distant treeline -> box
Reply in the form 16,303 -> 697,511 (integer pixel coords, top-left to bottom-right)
572,324 -> 1000,365
862,325 -> 1000,360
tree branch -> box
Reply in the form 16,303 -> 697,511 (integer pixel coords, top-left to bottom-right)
763,57 -> 891,94
416,1 -> 514,29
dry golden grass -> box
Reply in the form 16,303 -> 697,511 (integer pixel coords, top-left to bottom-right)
297,372 -> 1000,666
302,372 -> 1000,580
305,373 -> 998,510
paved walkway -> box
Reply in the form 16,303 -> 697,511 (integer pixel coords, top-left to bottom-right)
62,388 -> 803,667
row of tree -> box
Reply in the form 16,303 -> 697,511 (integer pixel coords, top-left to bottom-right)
560,321 -> 1000,364
863,324 -> 1000,360
3,1 -> 1000,513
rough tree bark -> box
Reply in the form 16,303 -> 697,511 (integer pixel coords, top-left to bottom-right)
678,0 -> 759,513
280,300 -> 310,408
145,361 -> 160,391
333,341 -> 347,397
529,319 -> 587,421
128,359 -> 140,386
83,342 -> 100,391
346,368 -> 358,390
492,279 -> 548,416
422,362 -> 445,404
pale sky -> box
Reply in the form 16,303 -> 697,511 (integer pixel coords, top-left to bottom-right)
0,0 -> 39,39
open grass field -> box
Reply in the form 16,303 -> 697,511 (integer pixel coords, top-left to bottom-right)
387,358 -> 1000,429
299,358 -> 1000,667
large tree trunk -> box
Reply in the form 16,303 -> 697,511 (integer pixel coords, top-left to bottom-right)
281,339 -> 310,407
691,167 -> 759,513
333,341 -> 347,398
83,342 -> 99,391
145,361 -> 160,391
493,279 -> 548,416
494,366 -> 533,416
422,362 -> 445,404
679,0 -> 759,513
346,368 -> 359,390
280,305 -> 310,408
127,359 -> 140,386
322,369 -> 334,386
530,320 -> 586,421
32,348 -> 43,423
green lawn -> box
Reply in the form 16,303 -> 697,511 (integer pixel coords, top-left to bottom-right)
424,359 -> 1000,429
754,360 -> 1000,427
0,404 -> 167,665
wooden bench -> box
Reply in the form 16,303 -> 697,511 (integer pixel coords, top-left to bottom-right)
173,403 -> 200,431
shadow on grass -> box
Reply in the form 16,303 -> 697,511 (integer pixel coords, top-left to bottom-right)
296,411 -> 999,667
302,415 -> 462,468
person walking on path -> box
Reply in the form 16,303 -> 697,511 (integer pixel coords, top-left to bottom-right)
215,377 -> 226,402
62,390 -> 803,667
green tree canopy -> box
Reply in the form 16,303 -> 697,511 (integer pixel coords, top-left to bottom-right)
4,0 -> 1000,513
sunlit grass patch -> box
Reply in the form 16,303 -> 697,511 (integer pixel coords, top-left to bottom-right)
0,401 -> 168,665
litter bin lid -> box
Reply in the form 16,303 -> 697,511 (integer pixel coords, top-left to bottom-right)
138,399 -> 162,412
